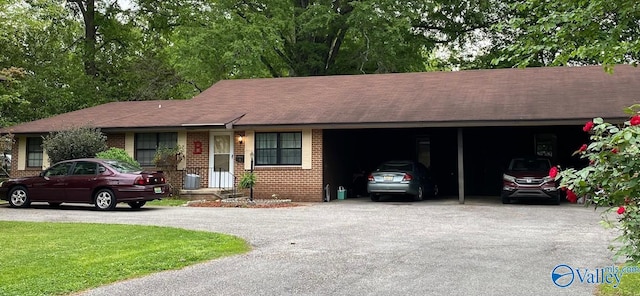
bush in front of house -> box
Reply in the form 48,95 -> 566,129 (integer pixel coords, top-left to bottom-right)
96,147 -> 141,169
42,126 -> 107,164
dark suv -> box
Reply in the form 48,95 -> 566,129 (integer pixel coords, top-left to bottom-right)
501,157 -> 559,204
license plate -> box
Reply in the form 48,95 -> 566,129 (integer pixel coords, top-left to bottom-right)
154,187 -> 163,194
384,175 -> 394,181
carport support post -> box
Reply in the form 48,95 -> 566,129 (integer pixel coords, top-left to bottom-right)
457,128 -> 465,204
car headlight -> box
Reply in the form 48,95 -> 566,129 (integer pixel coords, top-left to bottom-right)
503,174 -> 516,182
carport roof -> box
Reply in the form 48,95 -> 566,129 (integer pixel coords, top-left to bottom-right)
2,65 -> 639,134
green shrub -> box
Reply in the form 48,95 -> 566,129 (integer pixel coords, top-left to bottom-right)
42,126 -> 107,164
96,148 -> 141,169
238,172 -> 256,189
153,145 -> 184,168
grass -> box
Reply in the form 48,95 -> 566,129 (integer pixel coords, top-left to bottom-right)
597,267 -> 640,296
0,221 -> 250,296
147,197 -> 189,207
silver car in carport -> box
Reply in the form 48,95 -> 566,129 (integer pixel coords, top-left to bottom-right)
367,160 -> 437,202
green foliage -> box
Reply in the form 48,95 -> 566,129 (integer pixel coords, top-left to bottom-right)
557,106 -> 640,263
96,147 -> 141,169
238,172 -> 257,189
0,221 -> 250,296
42,126 -> 107,164
0,67 -> 29,127
152,145 -> 184,168
495,0 -> 640,67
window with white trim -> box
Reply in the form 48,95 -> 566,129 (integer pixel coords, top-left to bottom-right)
255,132 -> 302,165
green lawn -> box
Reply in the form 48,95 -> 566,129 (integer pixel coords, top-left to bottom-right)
0,221 -> 250,296
147,197 -> 189,207
597,268 -> 640,296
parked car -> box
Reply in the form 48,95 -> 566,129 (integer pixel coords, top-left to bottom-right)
367,160 -> 438,202
501,156 -> 559,204
0,158 -> 169,210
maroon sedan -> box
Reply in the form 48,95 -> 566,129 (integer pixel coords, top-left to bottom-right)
0,158 -> 169,210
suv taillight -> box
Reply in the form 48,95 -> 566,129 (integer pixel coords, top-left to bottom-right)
368,174 -> 374,181
402,173 -> 413,181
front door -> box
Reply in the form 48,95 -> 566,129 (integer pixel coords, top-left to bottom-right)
209,133 -> 234,188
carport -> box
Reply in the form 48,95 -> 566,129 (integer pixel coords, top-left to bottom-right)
323,124 -> 590,202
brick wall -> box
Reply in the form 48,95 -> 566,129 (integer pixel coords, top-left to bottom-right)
235,130 -> 323,202
106,133 -> 125,149
8,141 -> 41,178
186,132 -> 210,188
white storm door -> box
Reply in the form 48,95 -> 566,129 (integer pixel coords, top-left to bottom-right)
209,133 -> 234,188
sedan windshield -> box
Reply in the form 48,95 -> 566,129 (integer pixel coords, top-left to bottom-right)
104,160 -> 142,173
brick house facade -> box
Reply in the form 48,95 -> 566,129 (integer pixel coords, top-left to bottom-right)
2,65 -> 638,203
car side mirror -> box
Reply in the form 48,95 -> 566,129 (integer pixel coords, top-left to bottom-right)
98,167 -> 106,174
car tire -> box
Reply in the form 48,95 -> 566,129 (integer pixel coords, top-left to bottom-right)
501,193 -> 511,204
414,186 -> 424,201
94,188 -> 117,211
8,186 -> 31,208
48,202 -> 62,207
432,185 -> 439,197
128,201 -> 146,209
552,194 -> 561,205
370,194 -> 380,202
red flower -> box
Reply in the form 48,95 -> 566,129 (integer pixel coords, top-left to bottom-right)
589,159 -> 596,165
617,206 -> 626,215
548,167 -> 559,178
566,190 -> 578,203
583,121 -> 594,132
631,115 -> 640,126
611,148 -> 618,154
579,144 -> 588,152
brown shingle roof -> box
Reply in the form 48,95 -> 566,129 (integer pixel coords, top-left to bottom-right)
2,65 -> 638,134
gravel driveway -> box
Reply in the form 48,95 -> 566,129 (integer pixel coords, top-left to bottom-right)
0,198 -> 619,296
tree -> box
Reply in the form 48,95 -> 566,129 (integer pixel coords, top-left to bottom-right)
493,0 -> 640,68
42,126 -> 107,164
157,0 -> 496,87
0,67 -> 29,127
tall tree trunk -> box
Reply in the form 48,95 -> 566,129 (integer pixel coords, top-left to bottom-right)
71,0 -> 97,77
84,0 -> 97,77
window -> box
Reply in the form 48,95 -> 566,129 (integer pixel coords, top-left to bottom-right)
44,162 -> 73,177
71,161 -> 98,175
26,137 -> 43,168
255,132 -> 302,165
135,133 -> 177,166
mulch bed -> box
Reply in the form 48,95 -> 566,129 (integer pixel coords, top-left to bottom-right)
188,200 -> 303,208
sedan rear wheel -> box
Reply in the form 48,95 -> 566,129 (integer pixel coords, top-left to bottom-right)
94,189 -> 117,211
413,186 -> 424,201
8,186 -> 30,208
127,201 -> 146,209
370,194 -> 380,202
